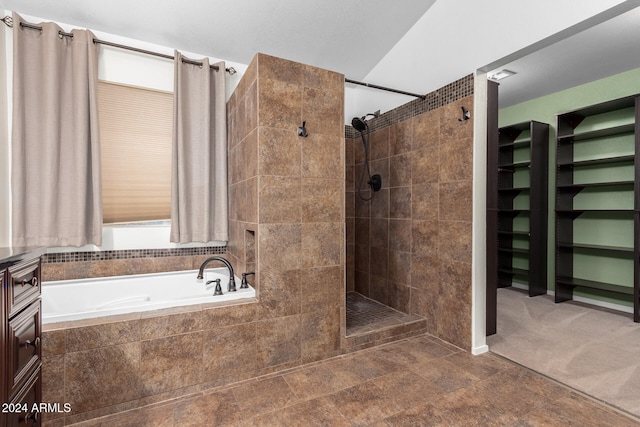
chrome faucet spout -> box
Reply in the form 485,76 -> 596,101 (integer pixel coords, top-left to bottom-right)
196,256 -> 236,292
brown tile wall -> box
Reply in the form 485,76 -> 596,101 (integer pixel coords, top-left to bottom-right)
347,86 -> 474,350
226,51 -> 259,280
227,53 -> 345,368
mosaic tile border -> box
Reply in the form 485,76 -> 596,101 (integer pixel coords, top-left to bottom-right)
43,246 -> 226,263
345,74 -> 474,138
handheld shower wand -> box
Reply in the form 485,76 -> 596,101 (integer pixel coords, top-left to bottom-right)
351,113 -> 382,200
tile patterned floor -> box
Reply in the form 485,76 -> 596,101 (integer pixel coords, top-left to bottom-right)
67,334 -> 640,426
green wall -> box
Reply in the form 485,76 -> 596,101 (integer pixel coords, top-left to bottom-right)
499,66 -> 640,307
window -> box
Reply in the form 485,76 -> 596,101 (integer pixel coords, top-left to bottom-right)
97,81 -> 173,223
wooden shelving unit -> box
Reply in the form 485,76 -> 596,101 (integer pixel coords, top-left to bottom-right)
554,94 -> 640,322
487,120 -> 549,335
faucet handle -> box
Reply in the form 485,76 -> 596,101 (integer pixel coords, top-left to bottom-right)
207,278 -> 223,296
241,272 -> 255,289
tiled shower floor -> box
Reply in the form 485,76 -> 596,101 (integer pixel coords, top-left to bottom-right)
346,292 -> 423,336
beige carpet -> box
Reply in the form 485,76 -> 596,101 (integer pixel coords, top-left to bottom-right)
488,287 -> 640,417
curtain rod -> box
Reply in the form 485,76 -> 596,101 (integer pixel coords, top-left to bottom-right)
1,15 -> 237,75
2,14 -> 427,94
345,78 -> 426,100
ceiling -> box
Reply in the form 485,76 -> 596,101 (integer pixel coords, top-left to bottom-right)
486,5 -> 640,107
0,0 -> 436,81
1,1 -> 639,110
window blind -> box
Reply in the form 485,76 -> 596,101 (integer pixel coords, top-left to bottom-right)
97,81 -> 173,223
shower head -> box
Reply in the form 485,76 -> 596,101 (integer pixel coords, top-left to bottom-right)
351,117 -> 368,132
352,110 -> 380,132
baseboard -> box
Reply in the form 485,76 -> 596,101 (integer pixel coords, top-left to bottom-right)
472,344 -> 489,355
507,282 -> 634,314
511,282 -> 528,291
571,294 -> 634,314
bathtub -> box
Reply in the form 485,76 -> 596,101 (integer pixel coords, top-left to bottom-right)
42,267 -> 255,324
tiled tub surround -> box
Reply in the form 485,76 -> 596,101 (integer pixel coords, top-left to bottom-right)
346,80 -> 474,350
41,299 -> 260,425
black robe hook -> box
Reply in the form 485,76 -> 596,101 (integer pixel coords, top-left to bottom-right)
298,121 -> 308,137
459,107 -> 470,121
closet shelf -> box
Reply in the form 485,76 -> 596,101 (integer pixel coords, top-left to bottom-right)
557,123 -> 635,143
556,209 -> 634,219
498,140 -> 531,149
559,96 -> 636,127
498,267 -> 529,277
498,230 -> 530,238
498,187 -> 531,199
556,276 -> 634,295
557,242 -> 634,253
557,180 -> 634,190
498,160 -> 531,169
557,154 -> 635,167
556,181 -> 634,197
498,187 -> 530,195
498,209 -> 530,218
498,247 -> 529,255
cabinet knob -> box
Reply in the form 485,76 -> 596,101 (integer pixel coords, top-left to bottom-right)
20,411 -> 38,424
20,276 -> 38,287
22,337 -> 40,350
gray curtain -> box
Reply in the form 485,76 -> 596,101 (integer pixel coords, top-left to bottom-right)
171,51 -> 228,243
11,13 -> 102,247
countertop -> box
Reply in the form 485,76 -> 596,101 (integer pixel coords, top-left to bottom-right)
0,246 -> 46,267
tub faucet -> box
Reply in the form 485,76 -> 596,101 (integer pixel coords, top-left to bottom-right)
197,256 -> 236,292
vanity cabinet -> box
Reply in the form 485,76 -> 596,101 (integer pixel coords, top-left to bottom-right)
1,249 -> 43,427
7,259 -> 41,319
7,300 -> 41,401
6,369 -> 41,427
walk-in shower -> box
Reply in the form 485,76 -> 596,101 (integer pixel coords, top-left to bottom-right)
346,109 -> 425,341
351,112 -> 382,201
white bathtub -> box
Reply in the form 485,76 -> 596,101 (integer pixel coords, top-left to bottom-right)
41,268 -> 255,324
